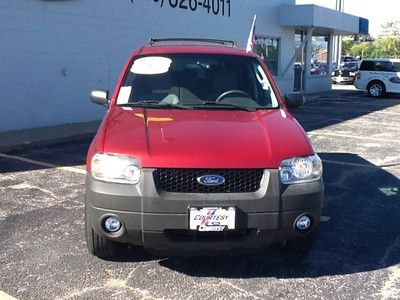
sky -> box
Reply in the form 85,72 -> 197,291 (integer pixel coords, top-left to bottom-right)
296,0 -> 400,36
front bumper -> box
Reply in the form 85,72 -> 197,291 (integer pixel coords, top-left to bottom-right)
332,76 -> 354,83
85,169 -> 324,253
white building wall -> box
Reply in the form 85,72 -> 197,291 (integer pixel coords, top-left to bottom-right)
0,0 -> 295,132
274,26 -> 296,95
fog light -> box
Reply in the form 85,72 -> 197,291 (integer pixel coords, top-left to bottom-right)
104,217 -> 121,232
295,215 -> 311,231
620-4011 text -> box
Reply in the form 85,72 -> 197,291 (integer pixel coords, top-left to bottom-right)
144,0 -> 231,17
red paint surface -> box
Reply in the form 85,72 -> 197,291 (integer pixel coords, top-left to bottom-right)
87,107 -> 312,169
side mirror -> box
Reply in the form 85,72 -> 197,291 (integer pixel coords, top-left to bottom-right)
90,89 -> 110,107
284,93 -> 305,108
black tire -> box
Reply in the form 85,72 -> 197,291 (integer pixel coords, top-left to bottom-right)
367,81 -> 386,98
85,204 -> 119,259
283,232 -> 317,256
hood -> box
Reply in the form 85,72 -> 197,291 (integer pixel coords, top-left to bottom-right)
102,107 -> 313,168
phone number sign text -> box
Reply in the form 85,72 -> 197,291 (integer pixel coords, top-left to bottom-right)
131,0 -> 231,17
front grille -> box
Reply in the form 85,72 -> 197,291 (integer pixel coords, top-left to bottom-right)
341,70 -> 350,76
155,169 -> 264,193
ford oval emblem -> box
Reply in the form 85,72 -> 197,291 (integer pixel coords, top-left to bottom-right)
197,175 -> 225,186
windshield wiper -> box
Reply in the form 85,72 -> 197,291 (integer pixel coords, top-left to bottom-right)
194,102 -> 256,112
118,101 -> 193,110
118,100 -> 160,107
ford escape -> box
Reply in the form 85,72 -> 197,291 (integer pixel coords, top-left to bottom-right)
85,38 -> 324,259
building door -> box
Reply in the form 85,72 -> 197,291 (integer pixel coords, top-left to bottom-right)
294,29 -> 306,91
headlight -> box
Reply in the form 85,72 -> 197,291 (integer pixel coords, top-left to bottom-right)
280,154 -> 322,184
91,153 -> 141,184
350,72 -> 356,76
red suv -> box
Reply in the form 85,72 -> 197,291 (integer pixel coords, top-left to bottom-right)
85,38 -> 324,259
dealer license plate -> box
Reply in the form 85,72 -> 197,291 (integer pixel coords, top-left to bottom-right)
189,207 -> 235,232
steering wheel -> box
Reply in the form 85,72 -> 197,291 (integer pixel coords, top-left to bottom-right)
216,90 -> 251,103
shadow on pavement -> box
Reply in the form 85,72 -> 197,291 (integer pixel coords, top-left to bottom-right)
0,137 -> 92,173
290,90 -> 400,133
151,153 -> 399,278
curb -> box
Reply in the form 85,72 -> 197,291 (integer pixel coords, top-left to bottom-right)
285,92 -> 323,106
304,93 -> 322,103
0,121 -> 101,152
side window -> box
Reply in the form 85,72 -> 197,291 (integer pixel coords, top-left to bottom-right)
372,61 -> 384,71
392,62 -> 400,72
360,61 -> 375,71
380,61 -> 393,72
360,61 -> 393,72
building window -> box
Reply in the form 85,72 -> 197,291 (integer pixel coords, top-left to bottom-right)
311,35 -> 329,75
294,29 -> 306,91
255,36 -> 279,76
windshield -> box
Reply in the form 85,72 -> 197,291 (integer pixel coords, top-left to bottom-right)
117,54 -> 280,110
343,62 -> 358,69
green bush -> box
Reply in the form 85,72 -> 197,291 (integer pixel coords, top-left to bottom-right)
343,38 -> 400,59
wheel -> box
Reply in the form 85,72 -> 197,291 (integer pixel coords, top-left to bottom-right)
367,81 -> 385,98
85,203 -> 119,259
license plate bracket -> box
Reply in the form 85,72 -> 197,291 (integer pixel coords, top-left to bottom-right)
189,207 -> 236,232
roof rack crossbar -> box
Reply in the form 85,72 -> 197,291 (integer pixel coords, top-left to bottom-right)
148,38 -> 236,47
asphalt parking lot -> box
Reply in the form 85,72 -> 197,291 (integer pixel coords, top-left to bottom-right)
1,88 -> 399,300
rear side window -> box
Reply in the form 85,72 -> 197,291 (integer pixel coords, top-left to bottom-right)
360,60 -> 393,72
393,62 -> 400,72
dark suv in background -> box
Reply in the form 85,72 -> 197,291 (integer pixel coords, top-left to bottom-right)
332,61 -> 359,84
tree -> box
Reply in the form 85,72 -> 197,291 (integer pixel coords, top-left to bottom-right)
341,36 -> 400,59
371,38 -> 400,58
350,42 -> 374,59
342,40 -> 353,56
339,21 -> 400,59
341,36 -> 375,57
378,20 -> 400,39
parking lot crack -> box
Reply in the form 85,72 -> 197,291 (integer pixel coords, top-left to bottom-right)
377,236 -> 400,299
221,279 -> 265,300
8,182 -> 57,199
126,266 -> 140,280
58,279 -> 166,300
309,131 -> 400,144
57,286 -> 102,299
380,236 -> 400,267
380,162 -> 400,168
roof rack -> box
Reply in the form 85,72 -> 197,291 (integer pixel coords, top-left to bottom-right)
148,38 -> 236,47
